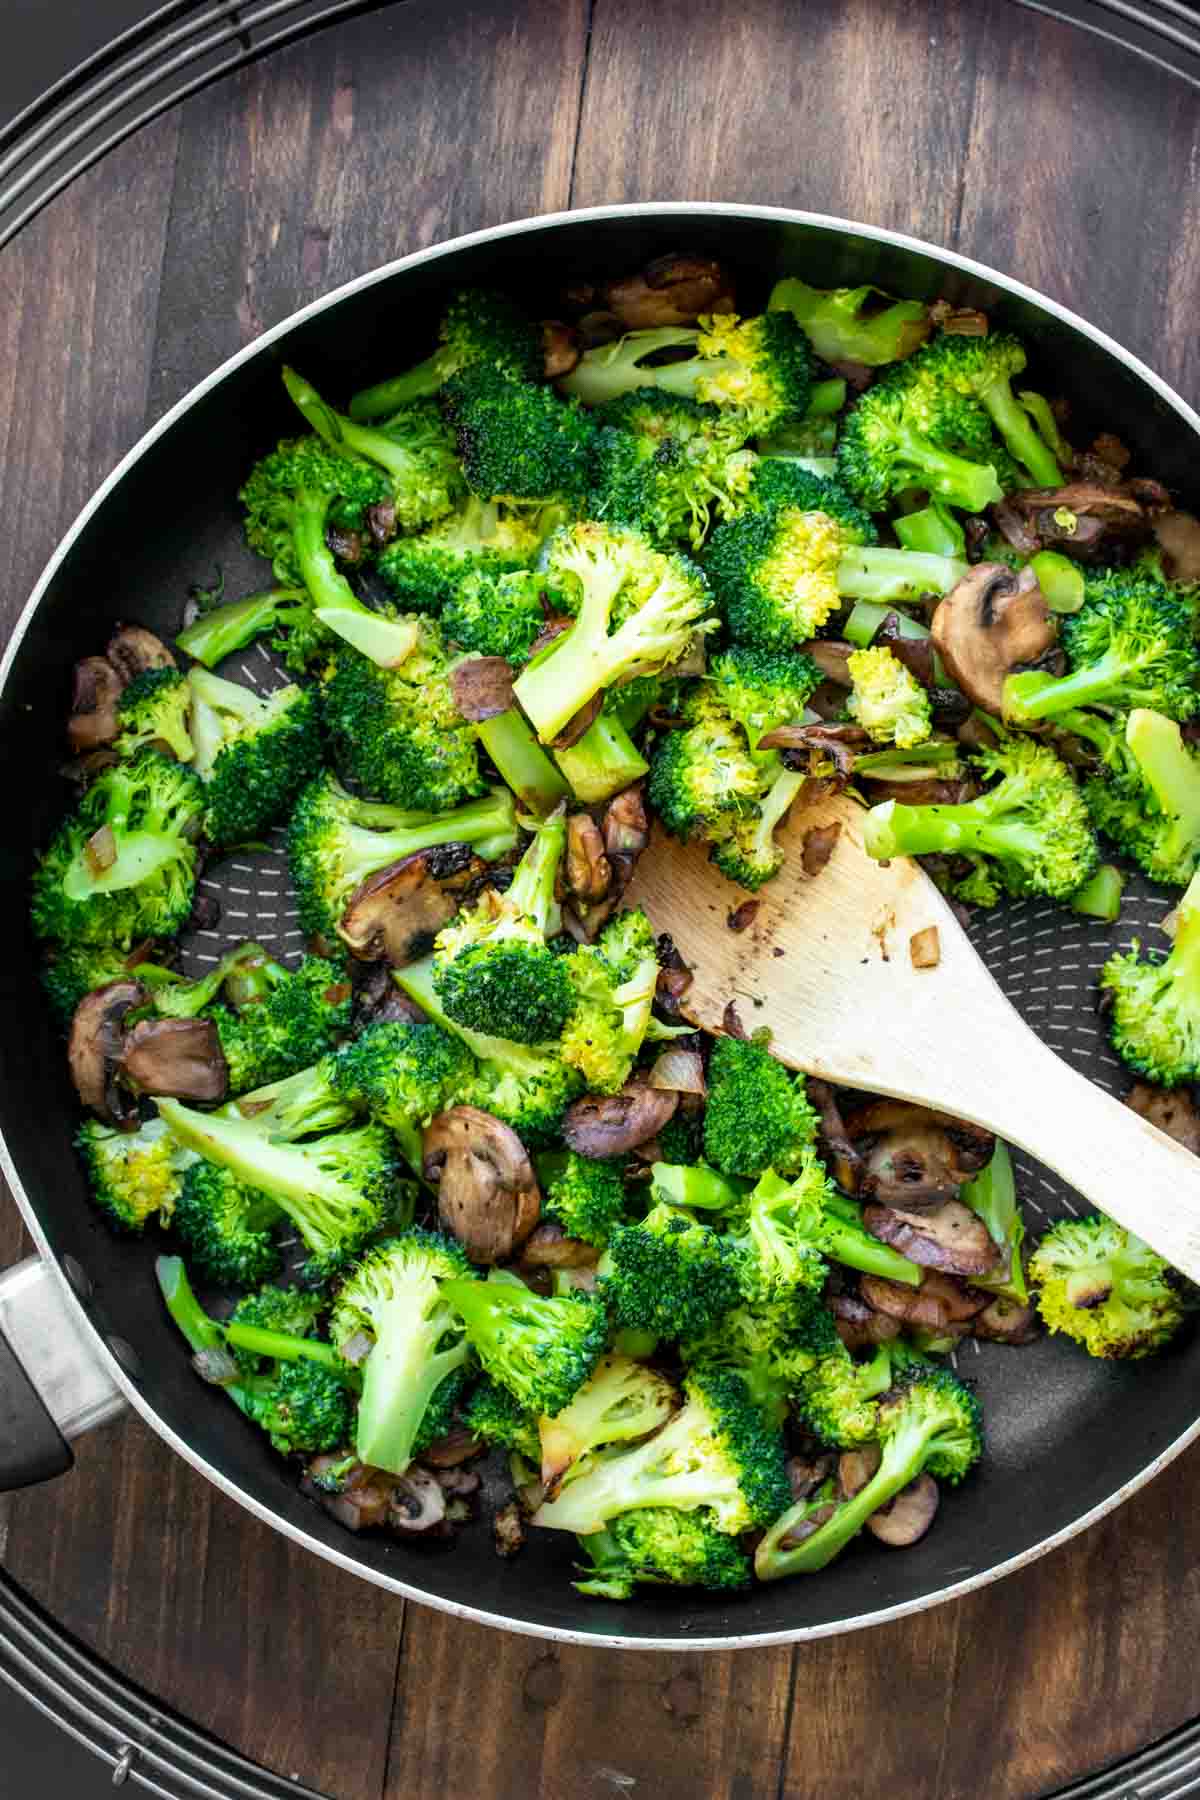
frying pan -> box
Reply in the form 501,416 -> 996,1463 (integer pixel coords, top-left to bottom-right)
1,202 -> 1198,1653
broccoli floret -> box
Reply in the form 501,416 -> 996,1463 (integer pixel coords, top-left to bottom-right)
962,1141 -> 1028,1303
321,628 -> 485,812
599,1202 -> 743,1341
186,669 -> 321,847
864,735 -> 1099,903
42,941 -> 154,1025
376,493 -> 558,613
846,646 -> 933,748
1102,866 -> 1200,1083
768,277 -> 930,367
287,771 -> 518,943
574,1504 -> 752,1599
441,1273 -> 607,1417
1005,567 -> 1199,726
703,1034 -> 818,1178
1080,708 -> 1200,887
226,1283 -> 325,1371
441,567 -> 551,664
559,906 -> 660,1092
330,1019 -> 473,1137
31,751 -> 204,948
114,668 -> 194,761
709,765 -> 807,891
589,391 -> 757,549
836,362 -> 1005,513
757,1364 -> 982,1577
210,956 -> 353,1094
727,1164 -> 829,1302
783,1294 -> 894,1447
646,694 -> 763,843
348,288 -> 541,418
561,313 -> 812,438
432,806 -> 570,1043
656,1108 -> 704,1167
175,585 -> 316,672
76,1115 -> 195,1233
328,1230 -> 474,1476
441,364 -> 596,501
512,523 -> 715,745
463,1375 -> 541,1463
1030,1214 -> 1185,1358
173,1158 -> 283,1286
706,643 -> 821,756
533,1367 -> 792,1537
283,369 -> 462,533
133,940 -> 275,1019
159,1098 -> 411,1280
540,1353 -> 678,1494
903,331 -> 1063,488
538,1150 -> 629,1248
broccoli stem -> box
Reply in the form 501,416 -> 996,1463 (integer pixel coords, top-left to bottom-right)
853,740 -> 961,779
975,370 -> 1063,488
890,423 -> 1003,512
283,367 -> 427,487
1125,708 -> 1200,870
476,708 -> 570,817
176,589 -> 308,668
1070,865 -> 1124,923
961,1141 -> 1027,1303
1029,551 -> 1085,614
863,795 -> 1041,864
1003,648 -> 1131,723
348,355 -> 452,421
836,548 -> 967,603
843,601 -> 929,649
806,378 -> 847,417
223,1320 -> 356,1381
821,1191 -> 922,1285
650,1162 -> 746,1211
506,805 -> 567,936
768,278 -> 929,366
552,713 -> 650,805
894,502 -> 965,559
291,491 -> 419,668
156,1255 -> 224,1354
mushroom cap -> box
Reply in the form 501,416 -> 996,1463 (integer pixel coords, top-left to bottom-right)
865,1473 -> 940,1546
848,1099 -> 994,1210
862,1199 -> 1002,1277
931,563 -> 1058,716
121,1017 -> 228,1104
562,1075 -> 679,1159
105,624 -> 175,683
67,979 -> 147,1119
68,655 -> 126,753
339,847 -> 483,967
421,1105 -> 540,1264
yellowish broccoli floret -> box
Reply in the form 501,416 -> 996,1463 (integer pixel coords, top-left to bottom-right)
846,646 -> 932,749
753,507 -> 847,638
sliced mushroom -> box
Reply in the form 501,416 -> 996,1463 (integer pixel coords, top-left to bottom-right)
564,813 -> 612,906
421,1106 -> 540,1264
863,1199 -> 1001,1277
866,1473 -> 939,1546
326,523 -> 366,565
551,691 -> 604,750
303,1457 -> 395,1531
421,1427 -> 484,1468
520,1221 -> 600,1270
797,640 -> 855,686
449,656 -> 515,723
874,614 -> 937,689
602,255 -> 735,330
998,481 -> 1154,563
106,624 -> 175,683
760,722 -> 867,785
562,1075 -> 678,1159
602,782 -> 651,894
1125,1081 -> 1200,1154
121,1017 -> 228,1103
801,821 -> 841,877
837,1443 -> 882,1500
849,1100 -> 995,1209
862,777 -> 975,808
860,1270 -> 990,1330
828,1292 -> 902,1349
541,319 -> 580,379
787,1453 -> 836,1501
931,564 -> 1058,716
389,1466 -> 447,1532
339,846 -> 482,967
68,980 -> 147,1118
807,1079 -> 863,1194
365,499 -> 398,549
1154,511 -> 1200,585
68,655 -> 126,753
973,1294 -> 1041,1345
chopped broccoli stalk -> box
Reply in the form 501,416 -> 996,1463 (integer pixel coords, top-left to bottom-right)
537,1150 -> 629,1247
176,587 -> 310,669
474,705 -> 571,817
442,364 -> 597,501
894,501 -> 966,558
187,669 -> 321,846
132,940 -> 273,1020
843,600 -> 930,650
533,1367 -> 792,1537
329,1230 -> 473,1476
442,1273 -> 607,1417
559,906 -> 660,1093
551,713 -> 650,805
853,739 -> 963,783
754,1167 -> 922,1288
904,332 -> 1063,487
347,288 -> 541,418
282,368 -> 461,532
115,668 -> 194,761
768,277 -> 930,366
962,1141 -> 1027,1303
575,1505 -> 752,1599
1031,551 -> 1085,614
1070,864 -> 1124,922
864,736 -> 1098,903
836,363 -> 1004,513
540,1353 -> 678,1493
1085,708 -> 1200,887
598,1202 -> 744,1340
703,1034 -> 818,1178
1102,866 -> 1200,1083
836,547 -> 967,603
756,1364 -> 982,1576
846,646 -> 932,749
433,804 -> 571,1043
76,1115 -> 195,1233
1029,1214 -> 1184,1358
650,1161 -> 746,1213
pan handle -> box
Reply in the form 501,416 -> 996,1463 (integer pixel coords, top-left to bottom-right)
0,1258 -> 126,1491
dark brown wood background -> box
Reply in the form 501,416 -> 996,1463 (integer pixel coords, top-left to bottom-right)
2,2 -> 1199,1794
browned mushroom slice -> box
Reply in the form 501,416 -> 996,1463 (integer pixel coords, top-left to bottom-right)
861,1270 -> 989,1330
787,1453 -> 836,1501
602,255 -> 734,329
68,655 -> 126,753
973,1294 -> 1041,1345
388,1466 -> 447,1532
551,691 -> 604,750
874,614 -> 937,689
759,721 -> 867,785
326,523 -> 366,565
797,639 -> 855,686
564,812 -> 612,906
1153,511 -> 1200,583
837,1443 -> 882,1500
106,624 -> 175,683
68,980 -> 147,1118
421,1426 -> 484,1467
602,782 -> 651,892
866,1474 -> 939,1546
849,1099 -> 994,1209
801,821 -> 841,877
828,1292 -> 902,1349
121,1017 -> 228,1103
1125,1081 -> 1200,1154
807,1079 -> 862,1193
541,319 -> 580,379
931,563 -> 1058,716
365,499 -> 398,549
303,1457 -> 395,1531
449,656 -> 515,723
562,1075 -> 678,1158
863,1199 -> 1001,1277
1001,481 -> 1153,563
863,777 -> 975,808
339,846 -> 482,967
421,1105 -> 540,1264
520,1221 -> 600,1270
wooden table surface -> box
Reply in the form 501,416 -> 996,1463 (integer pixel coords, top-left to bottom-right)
3,2 -> 1200,1794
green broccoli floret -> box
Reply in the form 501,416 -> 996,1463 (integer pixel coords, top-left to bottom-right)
781,1293 -> 895,1447
348,288 -> 542,419
159,1098 -> 411,1280
431,806 -> 570,1045
31,751 -> 205,948
757,1364 -> 982,1577
559,906 -> 660,1092
1030,1214 -> 1185,1358
132,940 -> 275,1019
589,391 -> 757,549
703,1034 -> 818,1178
441,364 -> 597,501
175,586 -> 316,672
902,331 -> 1063,488
706,642 -> 821,757
836,362 -> 1005,513
512,523 -> 715,745
537,1150 -> 629,1247
321,627 -> 485,812
172,1158 -> 283,1286
708,765 -> 807,892
287,770 -> 518,943
1077,707 -> 1200,887
440,567 -> 550,664
539,1353 -> 678,1495
864,735 -> 1098,903
560,313 -> 813,438
330,1019 -> 474,1137
328,1229 -> 474,1476
42,942 -> 154,1025
1101,865 -> 1200,1083
76,1115 -> 195,1233
533,1367 -> 792,1536
210,955 -> 353,1095
646,692 -> 763,843
226,1282 -> 325,1370
463,1375 -> 541,1462
114,668 -> 194,761
441,1273 -> 607,1417
574,1505 -> 752,1599
282,368 -> 462,533
599,1202 -> 743,1341
768,276 -> 930,366
846,645 -> 932,748
376,493 -> 558,613
1004,567 -> 1199,726
186,669 -> 321,847
239,434 -> 418,668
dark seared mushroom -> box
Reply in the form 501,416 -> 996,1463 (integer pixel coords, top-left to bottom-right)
931,564 -> 1058,716
998,481 -> 1154,563
874,613 -> 937,689
973,1294 -> 1041,1345
837,1443 -> 882,1500
421,1105 -> 540,1264
551,691 -> 604,750
106,624 -> 175,682
540,319 -> 580,379
797,640 -> 854,686
807,1079 -> 862,1193
602,255 -> 735,330
801,822 -> 841,877
849,1099 -> 994,1209
68,655 -> 126,753
421,1426 -> 484,1468
339,846 -> 482,967
760,721 -> 867,784
365,499 -> 398,549
303,1457 -> 395,1531
1125,1081 -> 1200,1154
449,656 -> 515,723
562,1074 -> 678,1158
866,1474 -> 939,1546
68,980 -> 146,1118
863,1199 -> 1001,1276
520,1221 -> 600,1270
388,1466 -> 447,1532
121,1017 -> 228,1103
828,1292 -> 902,1349
326,522 -> 366,565
564,813 -> 612,905
860,1270 -> 990,1330
1154,511 -> 1200,584
787,1453 -> 836,1501
861,776 -> 975,808
601,782 -> 651,889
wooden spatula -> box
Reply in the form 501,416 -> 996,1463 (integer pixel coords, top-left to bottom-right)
624,788 -> 1200,1282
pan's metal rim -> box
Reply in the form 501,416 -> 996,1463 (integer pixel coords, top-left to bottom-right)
6,198 -> 1200,1654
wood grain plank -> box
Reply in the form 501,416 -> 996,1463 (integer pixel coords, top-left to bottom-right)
385,1604 -> 794,1800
